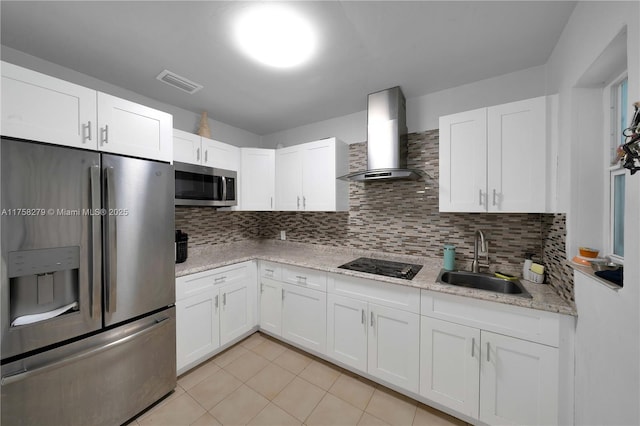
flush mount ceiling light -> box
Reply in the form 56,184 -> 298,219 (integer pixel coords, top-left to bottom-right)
233,4 -> 317,68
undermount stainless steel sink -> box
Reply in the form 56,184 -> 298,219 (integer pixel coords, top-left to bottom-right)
437,270 -> 532,298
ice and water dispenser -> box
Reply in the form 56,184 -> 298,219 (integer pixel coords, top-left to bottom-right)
8,246 -> 80,327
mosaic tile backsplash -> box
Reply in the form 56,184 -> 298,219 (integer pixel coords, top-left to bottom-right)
175,130 -> 574,304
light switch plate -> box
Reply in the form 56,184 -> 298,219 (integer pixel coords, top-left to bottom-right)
280,230 -> 286,240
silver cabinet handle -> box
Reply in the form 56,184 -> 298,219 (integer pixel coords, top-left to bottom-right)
479,189 -> 483,206
281,288 -> 285,300
471,337 -> 475,357
83,121 -> 92,143
105,166 -> 117,313
492,189 -> 497,206
270,196 -> 273,209
197,148 -> 200,161
215,295 -> 219,308
296,275 -> 307,284
101,125 -> 109,145
260,283 -> 264,293
370,312 -> 375,327
89,165 -> 101,319
205,150 -> 208,163
223,293 -> 226,306
486,342 -> 490,362
303,196 -> 306,209
214,276 -> 226,284
1,317 -> 171,386
297,196 -> 300,209
361,309 -> 365,325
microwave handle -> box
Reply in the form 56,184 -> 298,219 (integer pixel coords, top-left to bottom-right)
222,176 -> 227,201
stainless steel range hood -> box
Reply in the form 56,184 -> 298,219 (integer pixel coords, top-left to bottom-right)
339,86 -> 426,182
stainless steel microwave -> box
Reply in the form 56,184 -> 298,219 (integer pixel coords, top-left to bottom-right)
174,161 -> 237,207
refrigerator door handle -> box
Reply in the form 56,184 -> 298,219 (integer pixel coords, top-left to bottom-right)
0,316 -> 171,386
89,165 -> 102,319
105,166 -> 117,313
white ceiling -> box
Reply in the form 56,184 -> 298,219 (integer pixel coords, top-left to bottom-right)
1,1 -> 576,135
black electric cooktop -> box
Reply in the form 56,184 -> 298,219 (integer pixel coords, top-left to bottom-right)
338,257 -> 423,280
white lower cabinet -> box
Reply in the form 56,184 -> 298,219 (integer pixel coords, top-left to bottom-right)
367,303 -> 420,393
326,291 -> 420,393
259,278 -> 283,336
282,283 -> 327,354
176,261 -> 257,374
420,291 -> 568,426
326,294 -> 368,372
258,261 -> 327,355
176,289 -> 220,371
420,317 -> 480,418
479,330 -> 559,426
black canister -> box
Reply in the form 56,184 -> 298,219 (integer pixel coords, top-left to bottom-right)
175,230 -> 188,263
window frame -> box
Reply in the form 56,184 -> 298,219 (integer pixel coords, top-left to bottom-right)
604,72 -> 628,263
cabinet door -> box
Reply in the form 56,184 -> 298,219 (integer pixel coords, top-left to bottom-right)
420,317 -> 480,418
173,129 -> 202,165
97,92 -> 172,162
368,303 -> 420,392
275,146 -> 303,210
176,289 -> 220,372
259,278 -> 282,336
1,61 -> 97,149
487,96 -> 546,212
219,279 -> 255,346
302,139 -> 335,211
327,294 -> 368,372
439,108 -> 487,212
282,283 -> 326,354
240,148 -> 275,210
480,330 -> 559,426
202,137 -> 240,171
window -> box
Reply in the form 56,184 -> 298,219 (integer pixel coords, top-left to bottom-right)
607,75 -> 627,260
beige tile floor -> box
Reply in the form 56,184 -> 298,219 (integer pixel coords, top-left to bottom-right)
129,332 -> 469,426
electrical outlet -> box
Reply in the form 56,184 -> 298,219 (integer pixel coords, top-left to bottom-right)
280,230 -> 286,240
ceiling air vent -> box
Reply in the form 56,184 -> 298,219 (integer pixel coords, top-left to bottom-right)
156,70 -> 203,94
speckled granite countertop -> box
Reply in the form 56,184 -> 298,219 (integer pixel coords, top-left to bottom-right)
176,240 -> 576,316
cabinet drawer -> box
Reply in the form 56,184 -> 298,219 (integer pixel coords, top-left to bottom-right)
260,261 -> 282,281
329,274 -> 420,314
421,290 -> 560,347
281,265 -> 327,292
176,261 -> 254,301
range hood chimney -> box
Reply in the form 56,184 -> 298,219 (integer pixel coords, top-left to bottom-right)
339,86 -> 425,182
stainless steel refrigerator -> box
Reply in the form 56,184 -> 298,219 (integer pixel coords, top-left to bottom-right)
0,138 -> 176,425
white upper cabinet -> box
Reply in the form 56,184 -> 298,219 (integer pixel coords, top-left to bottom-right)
173,129 -> 202,164
275,137 -> 348,211
202,137 -> 240,171
240,148 -> 275,210
439,96 -> 549,213
1,62 -> 172,161
1,61 -> 97,150
97,92 -> 172,162
172,130 -> 239,171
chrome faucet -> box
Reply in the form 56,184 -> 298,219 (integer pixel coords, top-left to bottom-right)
472,230 -> 490,273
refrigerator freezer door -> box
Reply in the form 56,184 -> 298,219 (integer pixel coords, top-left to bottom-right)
102,154 -> 175,326
1,307 -> 176,426
1,139 -> 102,360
